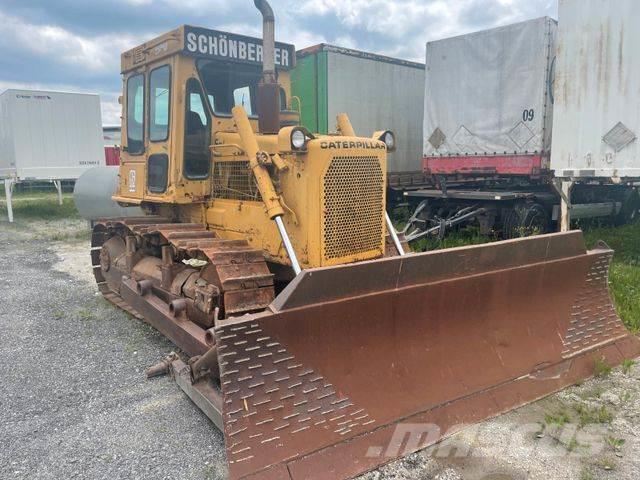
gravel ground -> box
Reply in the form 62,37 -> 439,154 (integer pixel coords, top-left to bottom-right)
1,218 -> 639,480
0,220 -> 227,480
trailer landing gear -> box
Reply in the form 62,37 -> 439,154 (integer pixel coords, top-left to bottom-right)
4,178 -> 14,223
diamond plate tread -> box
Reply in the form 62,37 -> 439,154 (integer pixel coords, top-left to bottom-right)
215,321 -> 374,475
213,233 -> 639,480
561,250 -> 629,357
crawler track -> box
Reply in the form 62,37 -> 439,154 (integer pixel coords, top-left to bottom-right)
90,216 -> 275,322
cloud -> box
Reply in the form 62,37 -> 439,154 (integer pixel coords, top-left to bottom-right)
0,0 -> 557,126
293,0 -> 556,60
0,10 -> 144,74
100,98 -> 123,126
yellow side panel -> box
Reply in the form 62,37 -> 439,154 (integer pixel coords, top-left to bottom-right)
206,200 -> 300,265
114,162 -> 146,203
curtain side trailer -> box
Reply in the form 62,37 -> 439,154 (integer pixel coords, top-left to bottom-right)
404,12 -> 639,243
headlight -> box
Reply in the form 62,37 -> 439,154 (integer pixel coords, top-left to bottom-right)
378,130 -> 396,151
291,129 -> 307,150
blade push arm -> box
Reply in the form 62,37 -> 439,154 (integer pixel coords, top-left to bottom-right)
232,106 -> 302,274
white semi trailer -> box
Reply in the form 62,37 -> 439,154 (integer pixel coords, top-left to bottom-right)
552,0 -> 640,229
403,6 -> 639,242
0,90 -> 105,222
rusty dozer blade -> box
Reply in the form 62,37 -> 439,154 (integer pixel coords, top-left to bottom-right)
215,231 -> 640,480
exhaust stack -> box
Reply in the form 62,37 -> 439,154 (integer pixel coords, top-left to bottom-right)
254,0 -> 280,133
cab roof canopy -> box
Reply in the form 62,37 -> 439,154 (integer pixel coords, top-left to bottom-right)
121,25 -> 296,74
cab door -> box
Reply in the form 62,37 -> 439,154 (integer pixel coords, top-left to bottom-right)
145,64 -> 172,198
118,71 -> 146,201
118,63 -> 174,203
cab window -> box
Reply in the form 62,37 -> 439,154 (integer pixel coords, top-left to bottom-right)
149,65 -> 171,142
197,60 -> 261,116
184,78 -> 211,179
233,86 -> 254,115
126,74 -> 145,155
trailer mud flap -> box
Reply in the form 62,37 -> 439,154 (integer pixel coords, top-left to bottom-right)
215,231 -> 640,480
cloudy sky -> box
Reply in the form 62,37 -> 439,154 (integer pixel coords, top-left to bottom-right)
0,0 -> 557,125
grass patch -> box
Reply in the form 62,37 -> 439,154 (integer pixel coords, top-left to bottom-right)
0,195 -> 79,221
566,437 -> 587,453
621,359 -> 636,375
580,469 -> 595,480
411,226 -> 494,252
76,308 -> 97,322
574,404 -> 614,427
594,358 -> 612,378
42,228 -> 91,242
584,220 -> 640,333
606,436 -> 625,451
545,409 -> 572,427
578,386 -> 604,401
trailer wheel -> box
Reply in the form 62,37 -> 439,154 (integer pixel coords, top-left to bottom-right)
615,188 -> 640,226
503,203 -> 550,239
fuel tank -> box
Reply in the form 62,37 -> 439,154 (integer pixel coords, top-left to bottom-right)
74,166 -> 143,221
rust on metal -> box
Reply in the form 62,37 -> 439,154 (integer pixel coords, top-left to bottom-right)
215,231 -> 640,480
91,218 -> 275,331
91,218 -> 639,480
145,352 -> 179,378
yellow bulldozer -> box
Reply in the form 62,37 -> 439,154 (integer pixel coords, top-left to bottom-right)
89,1 -> 640,478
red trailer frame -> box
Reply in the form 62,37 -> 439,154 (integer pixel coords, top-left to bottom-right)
423,154 -> 548,177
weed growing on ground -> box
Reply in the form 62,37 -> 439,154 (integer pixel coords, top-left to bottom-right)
574,404 -> 614,427
606,436 -> 625,451
621,359 -> 636,375
566,437 -> 581,452
76,308 -> 96,321
580,469 -> 594,480
43,229 -> 91,242
594,358 -> 612,378
545,409 -> 571,427
578,386 -> 604,400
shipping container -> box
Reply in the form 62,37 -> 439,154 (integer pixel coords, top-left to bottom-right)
423,17 -> 557,175
551,0 -> 640,179
1,89 -> 105,222
292,44 -> 425,174
0,89 -> 104,180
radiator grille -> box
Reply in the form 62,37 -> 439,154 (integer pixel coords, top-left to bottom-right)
323,156 -> 384,260
212,161 -> 260,201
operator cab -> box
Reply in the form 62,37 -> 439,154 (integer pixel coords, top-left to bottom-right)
115,25 -> 298,206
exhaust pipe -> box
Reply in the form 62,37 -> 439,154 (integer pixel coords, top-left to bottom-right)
254,0 -> 280,133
